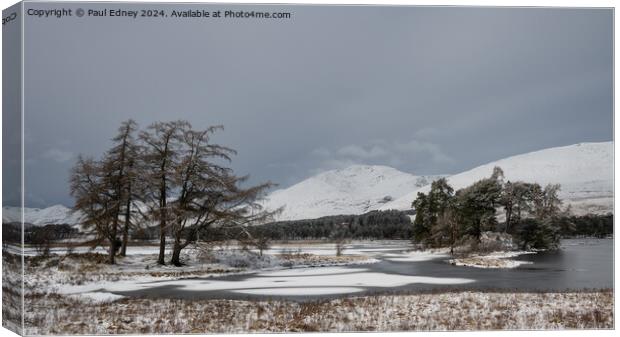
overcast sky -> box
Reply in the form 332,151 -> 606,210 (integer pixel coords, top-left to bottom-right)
9,4 -> 613,207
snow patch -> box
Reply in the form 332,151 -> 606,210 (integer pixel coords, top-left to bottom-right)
233,287 -> 365,295
448,251 -> 536,269
58,266 -> 474,298
73,292 -> 125,303
384,249 -> 450,262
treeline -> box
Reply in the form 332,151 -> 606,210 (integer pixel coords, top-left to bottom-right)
559,213 -> 613,238
70,120 -> 277,265
202,210 -> 414,241
413,167 -> 577,252
2,223 -> 78,251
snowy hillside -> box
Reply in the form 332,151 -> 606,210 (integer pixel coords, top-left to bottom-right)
380,142 -> 613,215
261,165 -> 443,221
2,204 -> 83,226
3,142 -> 612,227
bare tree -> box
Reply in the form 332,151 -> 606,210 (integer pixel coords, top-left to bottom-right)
140,121 -> 187,265
106,120 -> 140,257
171,173 -> 277,264
161,123 -> 280,265
70,156 -> 119,264
254,233 -> 271,257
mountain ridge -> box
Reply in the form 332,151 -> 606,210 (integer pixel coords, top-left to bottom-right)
380,141 -> 613,215
261,164 -> 444,221
2,142 -> 613,225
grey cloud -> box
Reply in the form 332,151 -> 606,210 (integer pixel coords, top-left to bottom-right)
337,145 -> 389,159
14,4 -> 612,207
42,148 -> 74,163
310,138 -> 453,176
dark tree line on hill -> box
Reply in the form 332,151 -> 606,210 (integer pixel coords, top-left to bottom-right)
2,223 -> 78,251
3,210 -> 610,254
70,120 -> 277,265
556,213 -> 613,238
187,209 -> 611,243
234,210 -> 414,241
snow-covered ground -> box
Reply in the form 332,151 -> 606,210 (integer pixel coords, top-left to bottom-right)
381,142 -> 613,215
448,251 -> 536,269
383,249 -> 451,262
22,289 -> 613,334
15,241 -> 477,300
17,240 -> 552,302
13,238 -> 575,303
16,244 -> 380,296
57,265 -> 474,299
6,239 -> 612,334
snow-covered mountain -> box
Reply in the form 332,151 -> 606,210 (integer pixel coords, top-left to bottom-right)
380,142 -> 613,215
3,142 -> 612,227
2,205 -> 83,226
261,165 -> 444,221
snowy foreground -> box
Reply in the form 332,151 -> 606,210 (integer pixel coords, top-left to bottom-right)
23,290 -> 613,334
3,240 -> 613,334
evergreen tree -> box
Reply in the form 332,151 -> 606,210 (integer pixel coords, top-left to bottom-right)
514,183 -> 564,249
453,167 -> 503,242
412,192 -> 431,243
411,178 -> 454,245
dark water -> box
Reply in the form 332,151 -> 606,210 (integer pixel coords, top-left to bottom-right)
372,238 -> 613,292
116,239 -> 613,301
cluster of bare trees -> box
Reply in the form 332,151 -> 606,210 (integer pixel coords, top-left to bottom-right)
70,120 -> 277,265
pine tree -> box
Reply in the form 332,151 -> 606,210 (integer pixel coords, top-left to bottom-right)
454,167 -> 503,242
412,192 -> 431,243
412,178 -> 454,246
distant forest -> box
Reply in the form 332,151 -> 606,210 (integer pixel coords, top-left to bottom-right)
2,210 -> 612,248
194,210 -> 613,242
245,210 -> 414,240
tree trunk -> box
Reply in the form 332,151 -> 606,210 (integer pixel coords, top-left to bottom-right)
158,221 -> 166,265
505,206 -> 513,233
120,192 -> 131,257
108,212 -> 119,264
108,237 -> 116,264
157,147 -> 169,265
157,173 -> 167,265
170,235 -> 183,266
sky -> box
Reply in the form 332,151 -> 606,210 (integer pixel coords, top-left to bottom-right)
4,4 -> 613,207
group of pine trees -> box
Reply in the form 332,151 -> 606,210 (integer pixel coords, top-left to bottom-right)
70,120 -> 277,265
412,167 -> 568,253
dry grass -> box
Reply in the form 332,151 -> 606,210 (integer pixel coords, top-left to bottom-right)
277,253 -> 370,266
23,289 -> 613,334
2,251 -> 23,334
